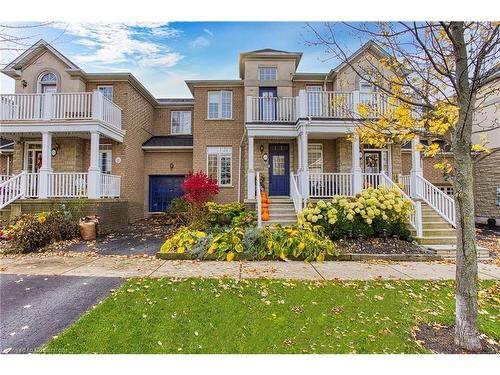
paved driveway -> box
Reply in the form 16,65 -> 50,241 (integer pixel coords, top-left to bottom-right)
0,274 -> 123,354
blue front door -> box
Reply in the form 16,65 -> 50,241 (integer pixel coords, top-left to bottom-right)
259,87 -> 277,121
269,144 -> 290,196
149,175 -> 185,212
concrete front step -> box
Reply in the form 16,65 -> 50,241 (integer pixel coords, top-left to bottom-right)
424,244 -> 490,259
423,222 -> 453,229
418,236 -> 457,245
412,228 -> 457,237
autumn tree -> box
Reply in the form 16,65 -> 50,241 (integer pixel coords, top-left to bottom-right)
306,22 -> 500,350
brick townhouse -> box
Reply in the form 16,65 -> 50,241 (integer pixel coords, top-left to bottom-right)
0,39 -> 498,240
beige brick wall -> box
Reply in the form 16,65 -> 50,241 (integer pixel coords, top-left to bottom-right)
153,106 -> 194,136
401,152 -> 452,186
87,81 -> 155,222
192,86 -> 245,204
143,151 -> 193,213
0,154 -> 13,175
336,138 -> 352,172
474,150 -> 500,220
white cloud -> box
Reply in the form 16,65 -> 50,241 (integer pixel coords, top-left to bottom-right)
53,22 -> 183,68
189,36 -> 211,48
138,52 -> 183,68
203,28 -> 214,37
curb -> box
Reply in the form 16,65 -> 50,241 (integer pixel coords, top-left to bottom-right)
155,252 -> 443,262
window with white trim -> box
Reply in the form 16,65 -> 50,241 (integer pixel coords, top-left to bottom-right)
308,144 -> 323,173
207,147 -> 232,186
207,91 -> 232,119
99,145 -> 112,174
359,79 -> 376,92
171,111 -> 192,134
97,85 -> 113,100
259,67 -> 277,81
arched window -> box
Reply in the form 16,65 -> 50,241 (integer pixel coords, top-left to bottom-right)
38,72 -> 58,93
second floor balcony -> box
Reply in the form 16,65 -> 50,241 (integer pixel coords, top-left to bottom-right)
246,90 -> 390,123
0,90 -> 122,130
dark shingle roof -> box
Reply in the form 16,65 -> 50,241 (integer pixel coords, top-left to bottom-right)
142,135 -> 193,148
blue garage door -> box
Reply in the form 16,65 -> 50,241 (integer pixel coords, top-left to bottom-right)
149,175 -> 185,212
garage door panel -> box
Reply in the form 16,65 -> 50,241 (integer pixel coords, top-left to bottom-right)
149,175 -> 185,212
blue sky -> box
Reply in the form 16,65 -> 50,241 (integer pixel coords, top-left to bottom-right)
0,22 -> 362,97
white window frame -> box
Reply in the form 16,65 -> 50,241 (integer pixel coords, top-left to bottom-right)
99,144 -> 112,174
206,146 -> 232,187
308,143 -> 324,173
359,79 -> 376,92
259,67 -> 277,81
37,71 -> 58,93
171,111 -> 192,135
207,91 -> 232,120
97,85 -> 113,100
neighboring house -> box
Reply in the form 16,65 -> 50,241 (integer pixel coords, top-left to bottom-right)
472,79 -> 500,225
0,38 -> 490,238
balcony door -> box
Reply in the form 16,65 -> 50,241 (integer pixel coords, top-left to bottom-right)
259,87 -> 277,121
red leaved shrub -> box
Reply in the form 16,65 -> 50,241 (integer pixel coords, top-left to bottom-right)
182,171 -> 219,206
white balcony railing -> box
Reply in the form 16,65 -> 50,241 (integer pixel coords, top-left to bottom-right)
49,172 -> 88,197
248,96 -> 296,122
246,90 -> 390,123
309,173 -> 354,197
100,173 -> 121,198
0,91 -> 122,129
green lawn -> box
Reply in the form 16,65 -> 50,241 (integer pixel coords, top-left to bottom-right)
41,278 -> 499,354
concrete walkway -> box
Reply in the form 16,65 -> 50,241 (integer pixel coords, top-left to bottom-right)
1,255 -> 499,280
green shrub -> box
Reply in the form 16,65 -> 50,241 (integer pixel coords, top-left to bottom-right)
242,227 -> 264,260
231,210 -> 257,228
191,234 -> 213,260
166,197 -> 188,214
6,211 -> 78,253
205,202 -> 245,227
299,186 -> 413,240
208,226 -> 245,261
159,227 -> 206,254
261,224 -> 336,262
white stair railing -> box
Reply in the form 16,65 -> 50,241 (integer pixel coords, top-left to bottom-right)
397,174 -> 411,196
380,172 -> 423,238
256,171 -> 262,228
0,172 -> 25,209
290,173 -> 302,213
0,175 -> 11,183
416,175 -> 456,227
309,173 -> 353,197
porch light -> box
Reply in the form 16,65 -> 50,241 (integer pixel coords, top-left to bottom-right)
21,80 -> 27,88
170,163 -> 174,169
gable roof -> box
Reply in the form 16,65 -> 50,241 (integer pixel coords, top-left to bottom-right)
239,48 -> 303,79
1,39 -> 81,79
332,40 -> 393,74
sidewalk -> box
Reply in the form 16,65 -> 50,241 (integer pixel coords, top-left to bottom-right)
1,254 -> 499,280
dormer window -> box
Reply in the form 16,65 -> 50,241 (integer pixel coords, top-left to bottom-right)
38,72 -> 58,93
259,67 -> 277,81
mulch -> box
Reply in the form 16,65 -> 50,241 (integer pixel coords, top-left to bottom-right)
336,237 -> 430,255
414,323 -> 500,354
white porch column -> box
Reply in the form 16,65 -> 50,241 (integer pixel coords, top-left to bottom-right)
88,131 -> 101,199
300,127 -> 309,199
39,131 -> 52,198
410,136 -> 423,198
247,136 -> 255,200
351,133 -> 362,194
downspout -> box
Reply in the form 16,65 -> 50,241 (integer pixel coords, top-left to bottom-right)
237,128 -> 247,203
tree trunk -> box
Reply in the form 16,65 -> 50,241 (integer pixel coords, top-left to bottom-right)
450,22 -> 482,351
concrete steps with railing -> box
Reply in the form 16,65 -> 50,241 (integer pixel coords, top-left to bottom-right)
263,197 -> 298,226
412,202 -> 457,245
